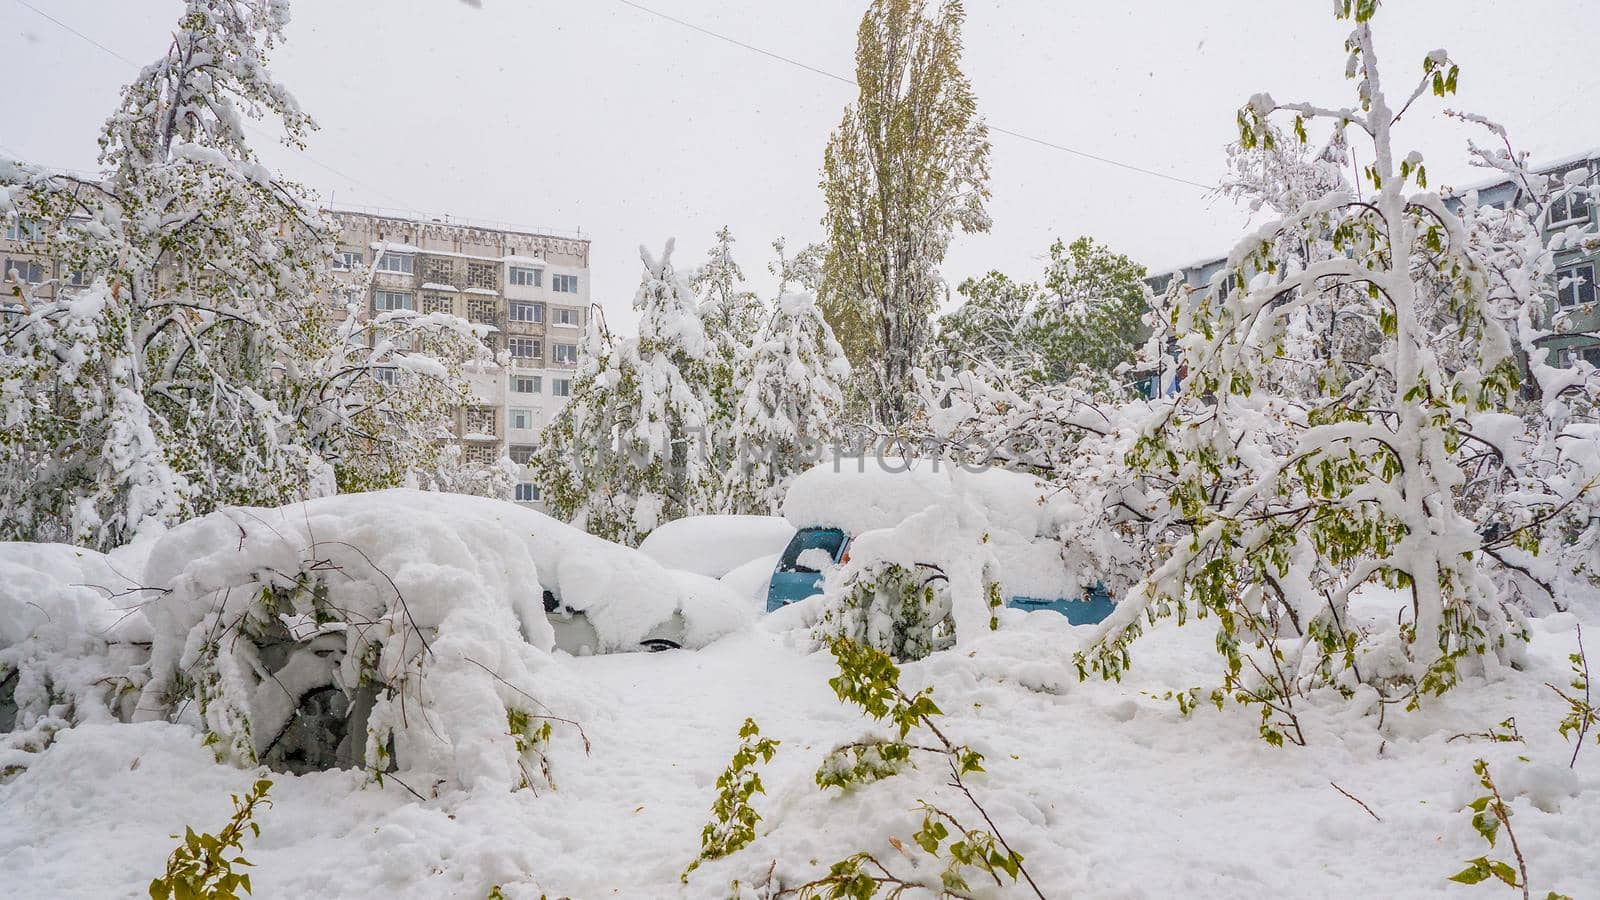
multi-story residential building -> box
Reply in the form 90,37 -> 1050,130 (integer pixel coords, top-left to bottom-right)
1147,148 -> 1600,375
326,207 -> 592,508
4,202 -> 590,511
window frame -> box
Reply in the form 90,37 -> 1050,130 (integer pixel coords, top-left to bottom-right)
509,266 -> 543,287
512,375 -> 542,394
1557,262 -> 1596,308
373,290 -> 415,312
514,483 -> 540,502
376,251 -> 415,274
552,378 -> 572,397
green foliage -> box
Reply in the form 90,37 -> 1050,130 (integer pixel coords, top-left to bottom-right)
935,237 -> 1148,384
1449,760 -> 1571,899
819,0 -> 991,425
815,561 -> 965,663
1544,625 -> 1597,768
792,638 -> 1043,898
149,779 -> 272,900
682,718 -> 780,882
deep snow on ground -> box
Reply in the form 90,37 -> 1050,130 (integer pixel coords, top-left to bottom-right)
3,593 -> 1598,899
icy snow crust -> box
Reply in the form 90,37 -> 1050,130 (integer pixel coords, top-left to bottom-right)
638,514 -> 795,578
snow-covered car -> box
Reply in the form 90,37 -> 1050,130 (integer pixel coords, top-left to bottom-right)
767,460 -> 1116,624
637,514 -> 795,580
122,490 -> 753,779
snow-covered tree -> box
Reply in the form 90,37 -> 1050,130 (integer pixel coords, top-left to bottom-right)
533,241 -> 712,544
727,292 -> 851,514
934,237 -> 1150,385
1076,2 -> 1581,741
692,227 -> 764,510
819,0 -> 991,426
0,0 -> 481,549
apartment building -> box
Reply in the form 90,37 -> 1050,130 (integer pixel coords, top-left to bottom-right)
1147,148 -> 1600,371
4,201 -> 590,509
327,207 -> 592,507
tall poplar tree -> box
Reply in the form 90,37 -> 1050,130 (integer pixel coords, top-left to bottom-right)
819,0 -> 991,426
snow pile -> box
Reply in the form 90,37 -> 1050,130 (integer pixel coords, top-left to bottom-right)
812,483 -> 1006,661
0,543 -> 150,777
637,515 -> 794,578
130,490 -> 747,791
783,458 -> 1052,536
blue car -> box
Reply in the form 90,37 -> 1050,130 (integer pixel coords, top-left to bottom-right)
766,526 -> 849,613
765,525 -> 1115,625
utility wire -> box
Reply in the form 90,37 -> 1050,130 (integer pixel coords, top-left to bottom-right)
612,0 -> 1215,192
11,0 -> 411,208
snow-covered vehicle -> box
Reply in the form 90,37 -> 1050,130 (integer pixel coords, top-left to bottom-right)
638,514 -> 795,580
767,461 -> 1116,624
115,490 -> 751,782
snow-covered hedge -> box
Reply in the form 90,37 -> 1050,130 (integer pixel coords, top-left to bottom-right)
130,489 -> 748,792
0,544 -> 150,778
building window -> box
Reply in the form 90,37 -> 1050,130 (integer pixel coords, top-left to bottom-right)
552,274 -> 580,293
374,290 -> 414,311
465,407 -> 497,436
3,258 -> 45,284
510,266 -> 542,287
509,407 -> 535,430
373,367 -> 398,386
553,343 -> 578,364
334,251 -> 363,270
422,293 -> 454,315
467,296 -> 499,324
554,306 -> 581,326
466,261 -> 498,291
5,220 -> 42,242
1549,185 -> 1591,227
376,251 -> 414,274
509,337 -> 541,359
509,445 -> 538,465
515,483 -> 540,502
422,256 -> 454,285
512,375 -> 542,394
509,301 -> 542,322
1557,262 -> 1596,308
552,378 -> 572,397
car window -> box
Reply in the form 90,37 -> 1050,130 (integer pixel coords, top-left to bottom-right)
778,527 -> 847,573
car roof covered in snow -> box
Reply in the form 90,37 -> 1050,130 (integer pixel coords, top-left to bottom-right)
638,515 -> 795,579
782,459 -> 1050,537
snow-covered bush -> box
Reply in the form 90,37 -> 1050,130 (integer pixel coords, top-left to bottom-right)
813,492 -> 1004,663
1075,2 -> 1590,742
0,543 -> 150,778
129,490 -> 746,792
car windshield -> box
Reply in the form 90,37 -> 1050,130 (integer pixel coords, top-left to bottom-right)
778,527 -> 846,573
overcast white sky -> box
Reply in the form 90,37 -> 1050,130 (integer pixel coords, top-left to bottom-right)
5,0 -> 1598,332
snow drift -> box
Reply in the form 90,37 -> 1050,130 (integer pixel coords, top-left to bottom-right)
128,489 -> 749,792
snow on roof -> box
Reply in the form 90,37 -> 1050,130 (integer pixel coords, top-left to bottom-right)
1444,147 -> 1600,198
0,543 -> 151,645
782,459 -> 1050,537
638,515 -> 795,579
503,255 -> 546,267
464,287 -> 499,296
420,282 -> 458,292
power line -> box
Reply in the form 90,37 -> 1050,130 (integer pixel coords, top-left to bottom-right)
611,0 -> 1215,192
11,0 -> 410,208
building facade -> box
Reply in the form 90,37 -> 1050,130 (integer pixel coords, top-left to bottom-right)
4,206 -> 592,510
325,208 -> 592,507
1147,148 -> 1600,370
